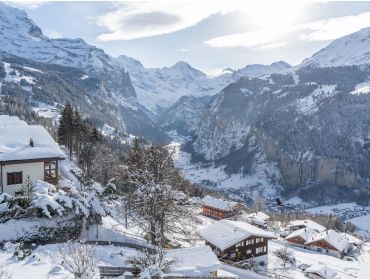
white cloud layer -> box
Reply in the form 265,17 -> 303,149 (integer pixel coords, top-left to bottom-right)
206,11 -> 370,49
300,12 -> 370,41
96,0 -> 240,41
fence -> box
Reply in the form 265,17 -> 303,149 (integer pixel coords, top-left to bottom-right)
99,266 -> 139,278
84,239 -> 156,253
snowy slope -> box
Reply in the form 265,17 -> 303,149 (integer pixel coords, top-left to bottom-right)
301,27 -> 370,68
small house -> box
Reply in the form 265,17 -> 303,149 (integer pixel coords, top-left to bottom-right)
199,219 -> 276,265
165,246 -> 226,278
286,219 -> 326,233
285,227 -> 318,248
242,211 -> 270,228
305,230 -> 349,258
304,264 -> 337,279
0,116 -> 64,195
201,195 -> 243,220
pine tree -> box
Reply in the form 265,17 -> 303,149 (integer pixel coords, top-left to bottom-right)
57,101 -> 73,158
20,175 -> 35,207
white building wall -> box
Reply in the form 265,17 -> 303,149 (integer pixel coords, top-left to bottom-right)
1,162 -> 44,195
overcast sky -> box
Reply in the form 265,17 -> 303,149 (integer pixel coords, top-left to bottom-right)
8,1 -> 370,75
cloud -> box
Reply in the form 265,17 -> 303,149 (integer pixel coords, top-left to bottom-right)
299,12 -> 370,41
5,1 -> 46,9
206,11 -> 370,49
96,0 -> 239,41
205,30 -> 291,49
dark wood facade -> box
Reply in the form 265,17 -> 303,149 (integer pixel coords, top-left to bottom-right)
202,205 -> 230,220
286,236 -> 306,246
202,203 -> 243,220
206,235 -> 270,263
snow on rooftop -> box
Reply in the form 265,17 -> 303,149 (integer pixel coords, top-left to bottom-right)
166,246 -> 220,277
305,264 -> 337,279
285,227 -> 318,242
202,195 -> 238,211
0,116 -> 64,162
305,230 -> 349,252
0,115 -> 27,127
287,219 -> 326,232
340,233 -> 363,245
199,219 -> 276,251
246,211 -> 270,221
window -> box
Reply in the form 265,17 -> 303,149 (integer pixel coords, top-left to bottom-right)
44,160 -> 57,180
7,172 -> 22,185
256,247 -> 265,254
246,249 -> 252,255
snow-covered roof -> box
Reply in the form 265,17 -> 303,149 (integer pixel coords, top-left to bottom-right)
199,220 -> 276,251
0,117 -> 64,162
340,233 -> 363,245
285,227 -> 318,242
287,219 -> 326,232
202,195 -> 239,211
246,211 -> 270,221
305,230 -> 349,252
0,116 -> 27,127
166,246 -> 220,277
305,264 -> 337,279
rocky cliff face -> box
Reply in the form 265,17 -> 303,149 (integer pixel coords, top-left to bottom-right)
190,66 -> 370,199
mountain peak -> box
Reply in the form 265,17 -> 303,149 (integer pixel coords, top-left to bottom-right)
0,3 -> 43,38
300,26 -> 370,68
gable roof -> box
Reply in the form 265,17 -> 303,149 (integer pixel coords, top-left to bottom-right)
166,246 -> 220,276
287,219 -> 326,232
285,227 -> 317,242
305,264 -> 337,279
199,220 -> 276,251
202,195 -> 239,211
0,117 -> 64,162
305,230 -> 349,252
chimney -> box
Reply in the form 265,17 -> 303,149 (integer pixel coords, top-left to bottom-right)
30,138 -> 34,147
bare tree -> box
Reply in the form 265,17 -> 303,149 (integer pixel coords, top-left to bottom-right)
274,244 -> 296,267
123,144 -> 196,245
58,242 -> 98,278
128,246 -> 177,278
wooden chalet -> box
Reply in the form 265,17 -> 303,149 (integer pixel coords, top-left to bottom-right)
199,219 -> 277,265
0,116 -> 65,195
304,230 -> 349,258
201,195 -> 243,220
285,227 -> 318,248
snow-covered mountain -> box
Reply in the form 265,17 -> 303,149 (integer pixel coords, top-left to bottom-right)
230,61 -> 292,79
300,27 -> 370,68
0,3 -> 116,71
116,55 -> 232,115
116,55 -> 293,116
170,26 -> 370,202
0,3 -> 168,142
